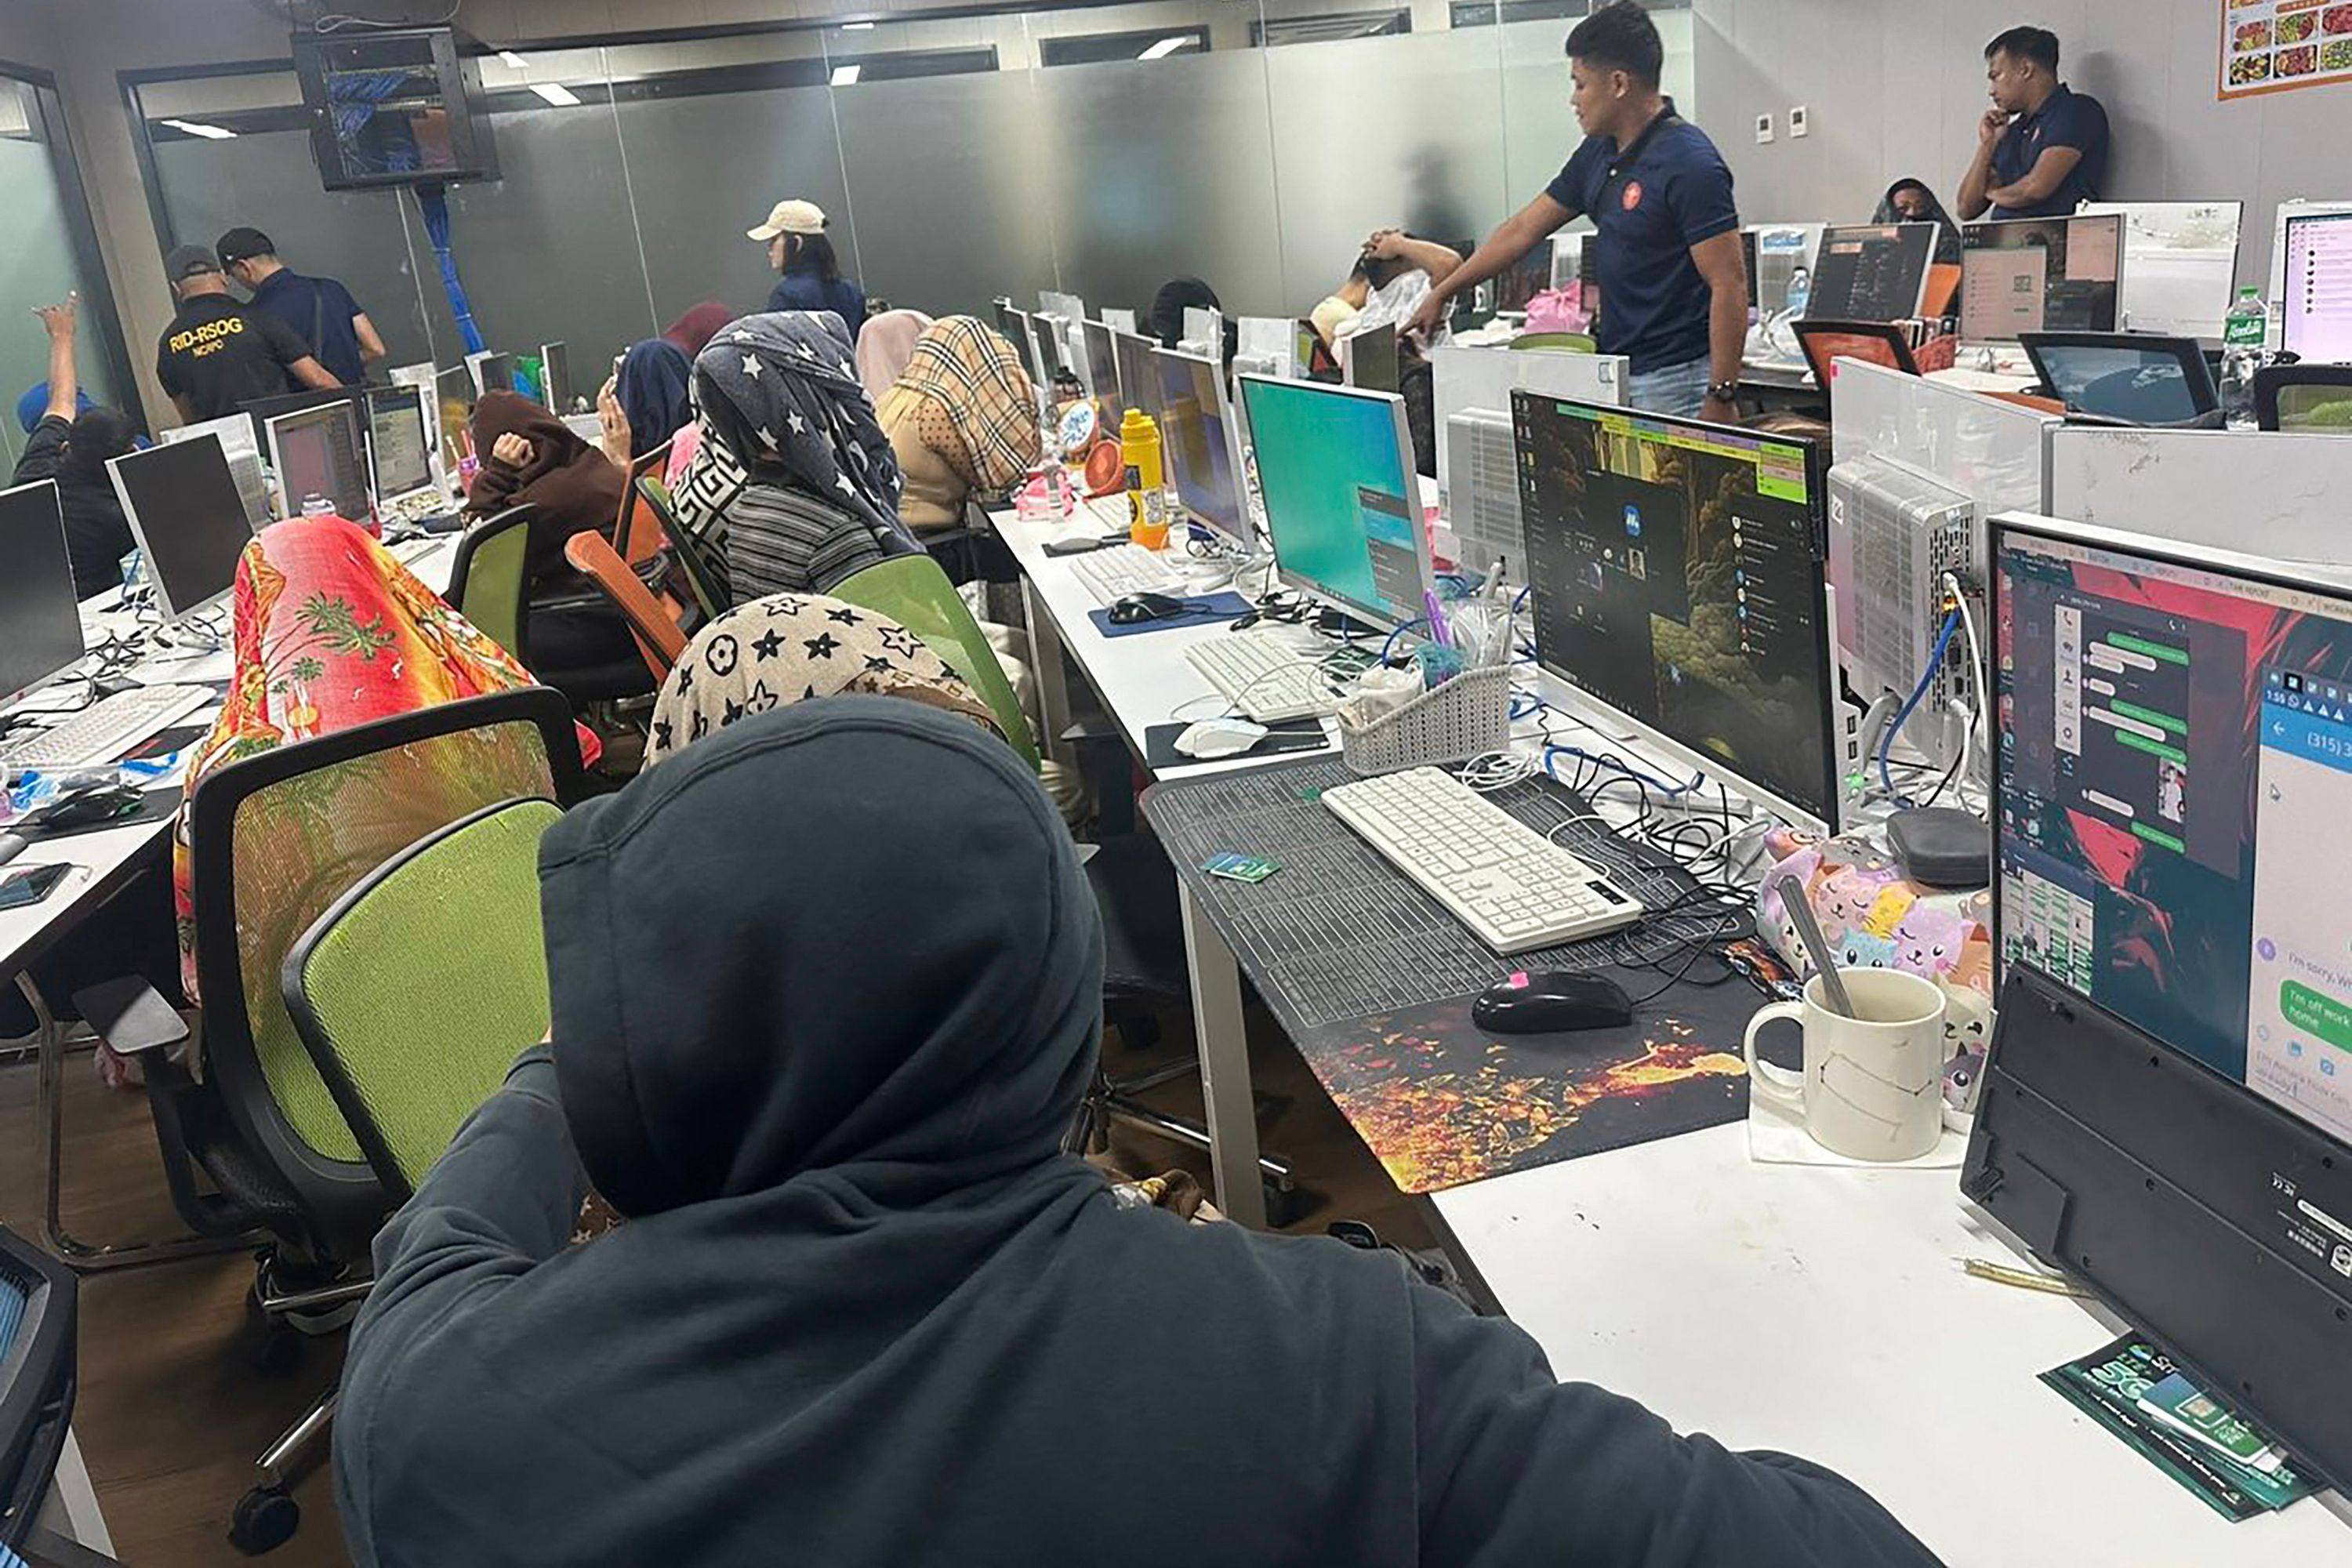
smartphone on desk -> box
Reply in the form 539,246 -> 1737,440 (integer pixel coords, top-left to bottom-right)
0,863 -> 71,910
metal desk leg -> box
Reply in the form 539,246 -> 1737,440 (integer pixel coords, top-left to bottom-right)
24,972 -> 252,1273
1178,884 -> 1269,1229
1021,575 -> 1079,770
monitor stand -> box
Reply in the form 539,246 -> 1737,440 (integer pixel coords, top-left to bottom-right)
1313,606 -> 1383,641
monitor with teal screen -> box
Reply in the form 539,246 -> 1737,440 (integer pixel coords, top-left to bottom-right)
1236,375 -> 1431,628
1152,346 -> 1247,543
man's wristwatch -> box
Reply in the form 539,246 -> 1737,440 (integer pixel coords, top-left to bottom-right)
1707,379 -> 1741,405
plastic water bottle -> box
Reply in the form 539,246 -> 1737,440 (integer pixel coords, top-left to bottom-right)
2220,287 -> 2267,427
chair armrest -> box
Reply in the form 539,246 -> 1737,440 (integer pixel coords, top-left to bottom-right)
68,977 -> 187,1055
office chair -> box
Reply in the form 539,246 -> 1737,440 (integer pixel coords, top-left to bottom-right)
74,689 -> 582,1555
564,531 -> 691,682
635,475 -> 730,621
443,504 -> 536,663
1510,332 -> 1598,354
615,440 -> 676,566
2254,364 -> 2352,432
282,797 -> 562,1201
0,1222 -> 74,1559
831,553 -> 1043,772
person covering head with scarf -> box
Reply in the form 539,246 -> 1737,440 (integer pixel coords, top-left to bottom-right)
613,337 -> 695,462
660,300 -> 734,360
465,388 -> 627,583
688,310 -> 915,597
1873,178 -> 1965,267
875,315 -> 1040,534
331,708 -> 1942,1568
855,308 -> 933,404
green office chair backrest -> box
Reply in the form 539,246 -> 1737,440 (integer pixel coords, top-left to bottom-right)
282,797 -> 563,1196
831,554 -> 1040,771
637,475 -> 730,620
446,506 -> 535,663
1510,332 -> 1598,354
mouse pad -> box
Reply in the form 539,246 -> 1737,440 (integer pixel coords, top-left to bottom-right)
1085,592 -> 1254,639
1290,952 -> 1778,1193
1141,719 -> 1329,771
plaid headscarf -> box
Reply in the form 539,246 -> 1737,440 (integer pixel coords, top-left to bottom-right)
895,316 -> 1039,495
692,311 -> 908,548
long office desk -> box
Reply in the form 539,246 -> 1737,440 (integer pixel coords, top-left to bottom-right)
3,535 -> 456,1270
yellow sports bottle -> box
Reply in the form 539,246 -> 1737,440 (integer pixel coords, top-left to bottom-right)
1120,406 -> 1171,550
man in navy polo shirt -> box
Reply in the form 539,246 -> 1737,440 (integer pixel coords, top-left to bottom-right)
216,227 -> 384,388
1408,2 -> 1746,422
1958,27 -> 2108,222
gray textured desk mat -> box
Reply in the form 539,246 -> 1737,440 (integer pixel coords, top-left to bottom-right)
1141,757 -> 1751,1036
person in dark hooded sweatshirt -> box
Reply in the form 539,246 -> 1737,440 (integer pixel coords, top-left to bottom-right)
333,696 -> 1944,1568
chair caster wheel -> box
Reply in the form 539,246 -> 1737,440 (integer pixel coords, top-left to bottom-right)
229,1486 -> 299,1555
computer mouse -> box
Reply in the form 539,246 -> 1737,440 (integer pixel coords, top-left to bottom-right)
1108,591 -> 1188,626
1471,970 -> 1635,1035
1174,717 -> 1268,760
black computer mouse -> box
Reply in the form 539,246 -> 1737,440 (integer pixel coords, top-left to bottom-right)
1471,970 -> 1635,1035
1108,591 -> 1188,626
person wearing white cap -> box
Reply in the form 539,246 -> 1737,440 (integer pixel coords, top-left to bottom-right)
748,198 -> 868,338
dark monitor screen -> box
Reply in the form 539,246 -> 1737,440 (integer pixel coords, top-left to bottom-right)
1082,319 -> 1122,429
1806,223 -> 1936,322
1001,307 -> 1040,387
470,351 -> 514,395
270,402 -> 372,522
2021,333 -> 2218,425
1349,322 -> 1401,394
539,341 -> 572,410
1112,329 -> 1164,422
1961,214 -> 2124,341
1515,394 -> 1838,829
107,437 -> 256,619
0,480 -> 85,704
367,387 -> 435,499
1153,347 -> 1247,543
1994,521 -> 2352,1142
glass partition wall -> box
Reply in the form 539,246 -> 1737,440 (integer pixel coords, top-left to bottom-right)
129,2 -> 1693,386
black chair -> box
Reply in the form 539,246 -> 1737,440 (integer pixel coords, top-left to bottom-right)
2254,363 -> 2352,432
921,497 -> 1022,590
0,1223 -> 76,1560
77,688 -> 583,1553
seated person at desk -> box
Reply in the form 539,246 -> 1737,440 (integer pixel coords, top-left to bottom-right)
1957,26 -> 2107,221
153,245 -> 339,423
334,693 -> 1940,1567
596,336 -> 695,472
13,294 -> 136,597
1149,275 -> 1240,364
855,307 -> 934,404
687,311 -> 919,597
464,390 -> 636,670
873,316 -> 1038,536
1312,230 -> 1462,350
1874,177 -> 1964,267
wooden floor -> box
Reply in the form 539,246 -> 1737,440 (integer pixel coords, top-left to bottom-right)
0,998 -> 1429,1566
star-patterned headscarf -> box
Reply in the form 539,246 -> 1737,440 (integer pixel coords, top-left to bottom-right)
691,310 -> 910,551
644,591 -> 1002,765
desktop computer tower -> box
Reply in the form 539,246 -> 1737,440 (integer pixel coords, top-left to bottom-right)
1444,408 -> 1523,579
1828,455 -> 1981,715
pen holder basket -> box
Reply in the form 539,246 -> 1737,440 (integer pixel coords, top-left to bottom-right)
1338,665 -> 1513,776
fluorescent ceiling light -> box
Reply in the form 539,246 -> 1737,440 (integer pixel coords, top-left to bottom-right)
830,64 -> 862,86
161,118 -> 237,140
530,82 -> 583,107
842,20 -> 876,30
497,50 -> 529,69
1138,36 -> 1191,60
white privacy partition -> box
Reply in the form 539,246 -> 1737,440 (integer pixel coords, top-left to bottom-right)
2047,427 -> 2352,565
1429,341 -> 1629,511
1831,358 -> 2053,517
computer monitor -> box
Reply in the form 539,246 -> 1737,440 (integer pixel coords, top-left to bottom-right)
238,385 -> 365,454
1959,214 -> 2125,343
1112,329 -> 1163,423
1000,307 -> 1041,386
2282,210 -> 2352,365
0,481 -> 85,705
1515,394 -> 1839,831
2080,201 -> 2244,340
107,437 -> 256,620
539,341 -> 573,411
161,412 -> 271,531
435,365 -> 474,474
1080,319 -> 1121,428
1346,321 -> 1401,394
366,384 -> 437,504
1805,223 -> 1936,323
1155,347 -> 1248,544
2019,332 -> 2220,426
466,350 -> 514,397
1235,375 -> 1430,626
1746,223 -> 1825,317
267,401 -> 372,523
1789,319 -> 1922,389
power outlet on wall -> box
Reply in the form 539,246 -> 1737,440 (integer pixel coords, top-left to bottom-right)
1789,105 -> 1810,138
1755,111 -> 1775,144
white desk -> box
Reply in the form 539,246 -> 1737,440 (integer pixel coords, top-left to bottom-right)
1432,1124 -> 2352,1564
4,535 -> 456,1269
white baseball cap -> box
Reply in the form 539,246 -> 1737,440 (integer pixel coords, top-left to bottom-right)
747,199 -> 828,241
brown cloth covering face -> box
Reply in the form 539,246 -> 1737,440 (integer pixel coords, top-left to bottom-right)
464,389 -> 629,582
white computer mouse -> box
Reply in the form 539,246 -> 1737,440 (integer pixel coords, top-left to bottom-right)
1174,717 -> 1269,760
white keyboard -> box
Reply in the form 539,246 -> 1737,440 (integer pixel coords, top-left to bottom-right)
1071,543 -> 1189,606
1185,630 -> 1335,723
0,685 -> 212,771
1083,492 -> 1135,528
1321,767 -> 1644,954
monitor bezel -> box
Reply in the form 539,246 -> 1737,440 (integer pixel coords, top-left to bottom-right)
1156,344 -> 1252,546
267,401 -> 372,524
1515,392 -> 1842,836
108,435 -> 256,622
537,339 -> 572,411
1789,318 -> 1922,387
2281,209 -> 2352,361
1804,221 -> 1938,324
0,478 -> 88,707
1235,372 -> 1430,629
2018,329 -> 2220,422
1958,212 -> 2128,343
365,383 -> 438,506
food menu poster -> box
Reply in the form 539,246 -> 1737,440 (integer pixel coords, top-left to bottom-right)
2222,0 -> 2352,98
